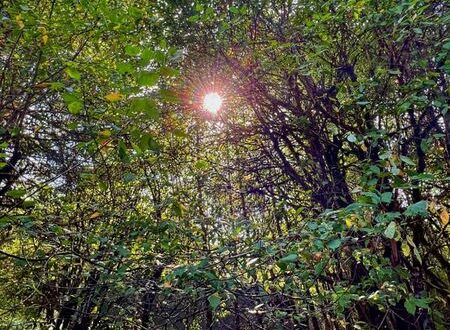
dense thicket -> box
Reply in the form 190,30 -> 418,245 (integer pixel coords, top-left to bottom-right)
1,1 -> 449,329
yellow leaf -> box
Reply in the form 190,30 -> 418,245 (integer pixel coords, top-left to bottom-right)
99,130 -> 111,138
37,26 -> 47,34
345,214 -> 357,228
163,282 -> 171,288
89,211 -> 102,219
440,208 -> 449,226
42,35 -> 48,45
428,200 -> 437,213
401,241 -> 410,257
345,217 -> 353,228
105,92 -> 123,102
15,15 -> 24,29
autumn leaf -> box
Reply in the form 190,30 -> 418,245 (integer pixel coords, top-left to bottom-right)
88,211 -> 102,219
42,35 -> 49,45
440,208 -> 449,226
34,83 -> 50,89
105,92 -> 124,102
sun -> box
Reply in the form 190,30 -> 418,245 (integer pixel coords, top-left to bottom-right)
203,92 -> 222,113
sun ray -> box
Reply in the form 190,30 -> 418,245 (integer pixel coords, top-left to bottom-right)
203,92 -> 222,113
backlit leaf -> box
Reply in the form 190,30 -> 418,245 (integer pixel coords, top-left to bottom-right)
105,92 -> 124,102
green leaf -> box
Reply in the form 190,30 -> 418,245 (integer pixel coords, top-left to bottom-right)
172,201 -> 184,217
384,221 -> 397,239
413,245 -> 422,264
404,201 -> 428,217
381,192 -> 392,204
420,139 -> 429,153
117,245 -> 130,257
118,140 -> 129,162
125,45 -> 140,56
62,92 -> 81,104
400,155 -> 415,166
362,192 -> 380,204
0,216 -> 12,228
188,15 -> 199,23
6,188 -> 26,198
65,67 -> 81,80
208,293 -> 221,310
159,66 -> 179,77
159,89 -> 179,103
194,160 -> 209,170
443,41 -> 450,50
137,71 -> 159,86
21,199 -> 35,208
389,69 -> 401,75
229,6 -> 240,14
117,62 -> 134,74
123,172 -> 136,183
68,101 -> 82,114
49,82 -> 65,90
404,298 -> 416,315
414,298 -> 431,309
404,297 -> 430,315
173,128 -> 187,138
327,239 -> 342,250
278,253 -> 297,264
130,98 -> 159,120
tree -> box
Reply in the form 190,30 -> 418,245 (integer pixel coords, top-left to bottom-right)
1,0 -> 449,329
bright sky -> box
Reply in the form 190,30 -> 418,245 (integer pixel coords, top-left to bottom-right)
203,92 -> 222,113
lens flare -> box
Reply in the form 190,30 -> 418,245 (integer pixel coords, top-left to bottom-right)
203,92 -> 222,113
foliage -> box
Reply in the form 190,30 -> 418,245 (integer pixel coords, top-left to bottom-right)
1,0 -> 449,329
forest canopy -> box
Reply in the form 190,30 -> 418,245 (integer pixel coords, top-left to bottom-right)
0,0 -> 449,329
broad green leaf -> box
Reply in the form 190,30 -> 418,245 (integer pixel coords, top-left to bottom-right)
117,245 -> 130,257
414,298 -> 431,309
65,67 -> 81,80
384,221 -> 396,239
381,192 -> 392,204
125,45 -> 140,56
404,298 -> 416,315
6,188 -> 26,198
159,89 -> 179,103
130,98 -> 159,120
208,293 -> 221,310
404,201 -> 428,217
278,253 -> 297,264
68,102 -> 82,114
159,66 -> 179,77
117,62 -> 134,74
137,71 -> 159,86
327,239 -> 342,250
